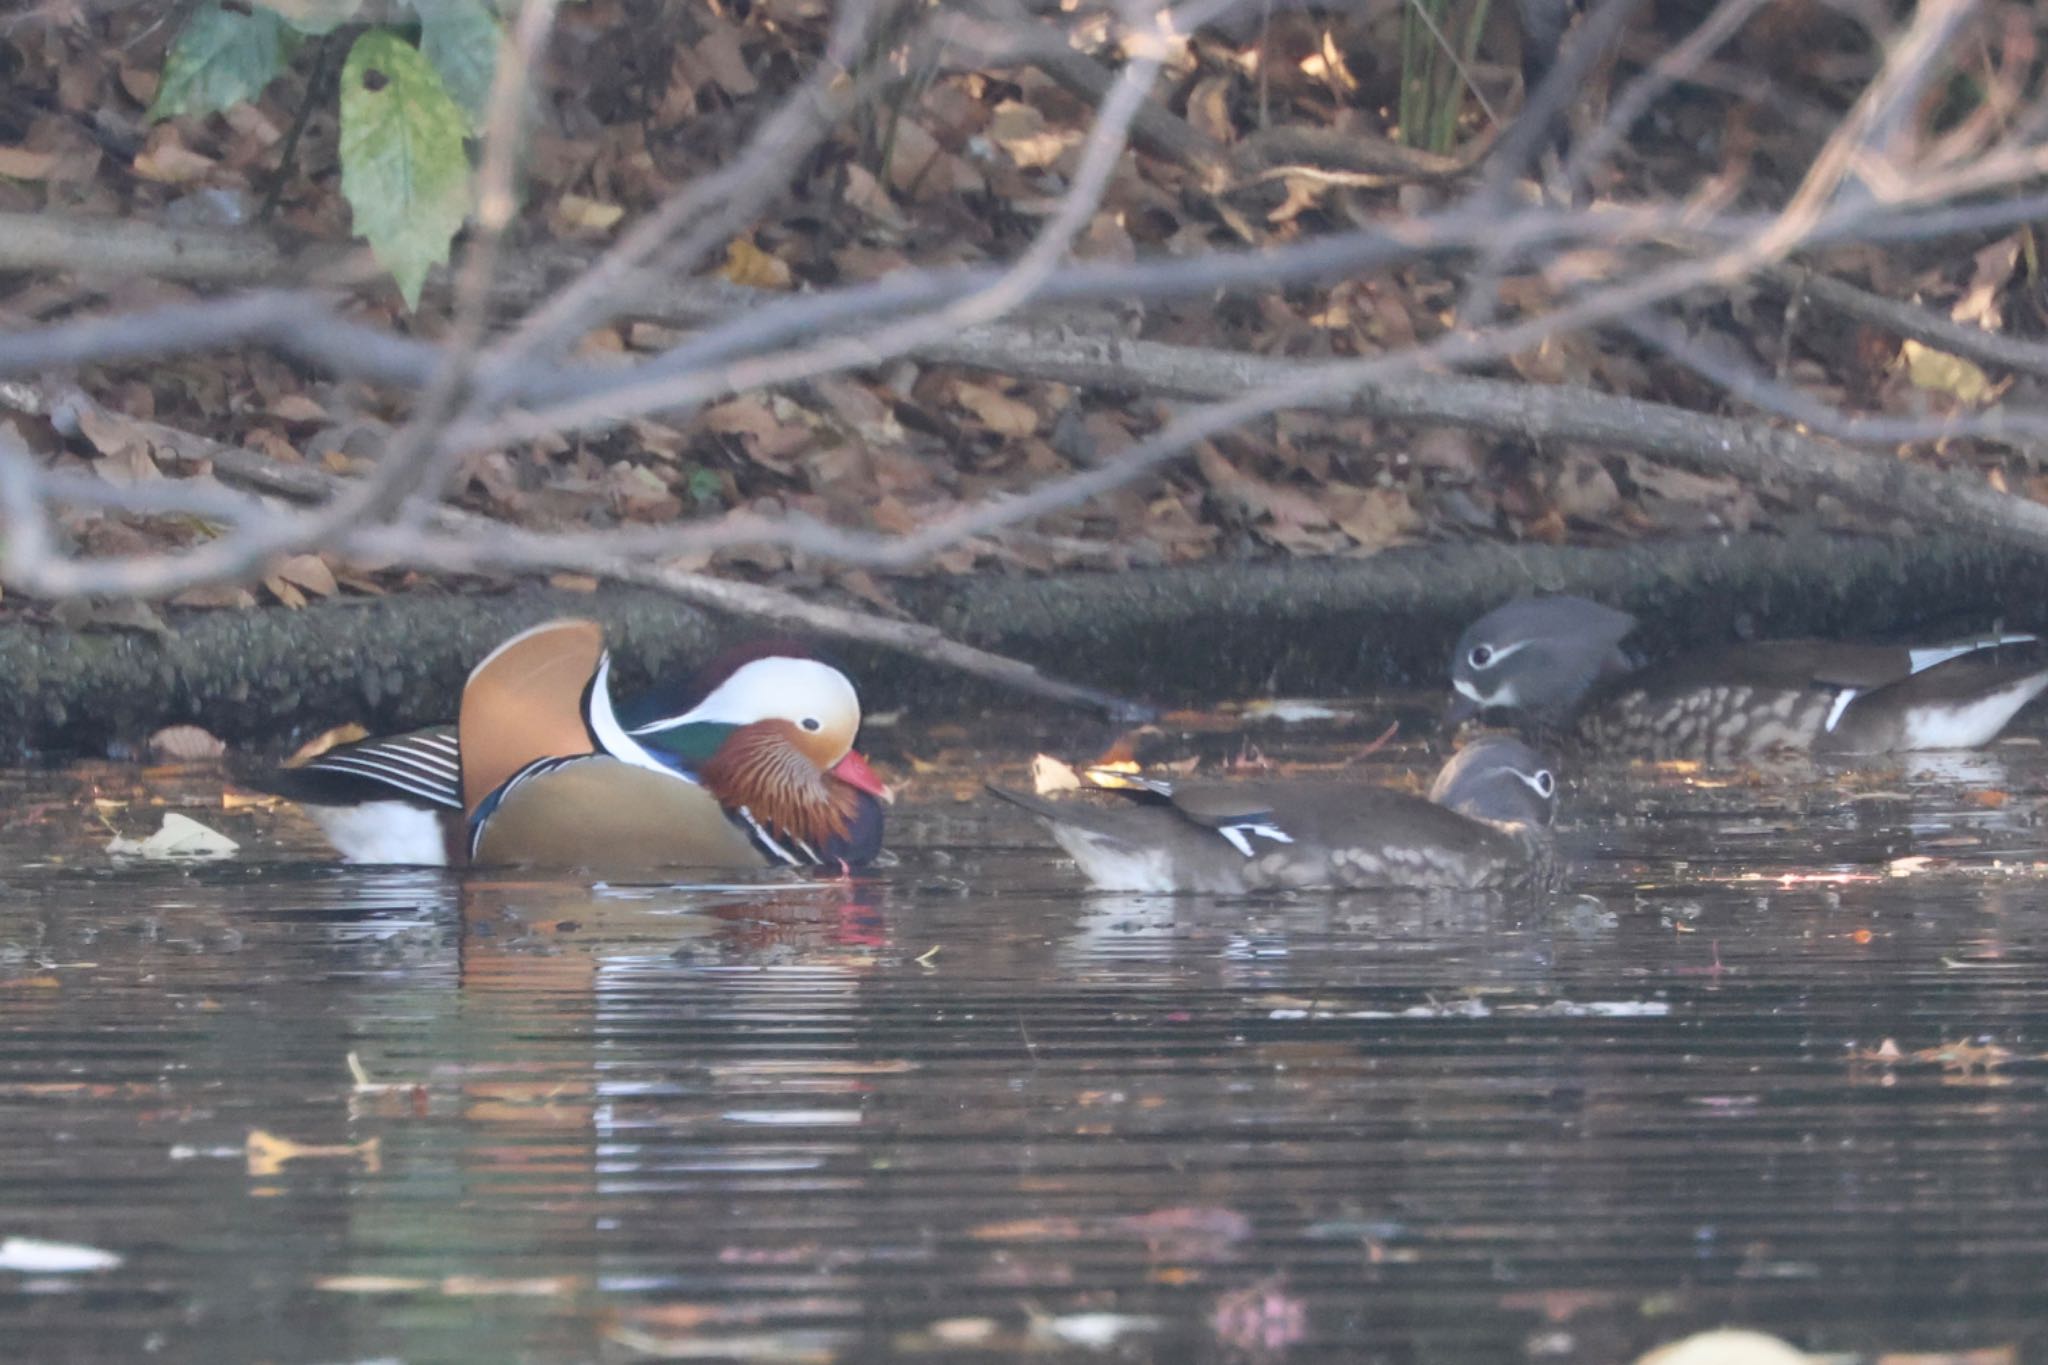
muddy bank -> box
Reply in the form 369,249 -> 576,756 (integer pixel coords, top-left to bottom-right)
0,529 -> 2036,754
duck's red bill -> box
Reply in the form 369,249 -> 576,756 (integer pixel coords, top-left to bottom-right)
830,749 -> 893,802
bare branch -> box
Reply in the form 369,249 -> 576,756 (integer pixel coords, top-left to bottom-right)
0,210 -> 363,283
492,0 -> 901,372
346,522 -> 1157,720
7,0 -> 2048,720
1768,266 -> 2048,381
1621,312 -> 2048,447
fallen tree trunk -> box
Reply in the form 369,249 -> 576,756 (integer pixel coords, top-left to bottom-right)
0,528 -> 2036,755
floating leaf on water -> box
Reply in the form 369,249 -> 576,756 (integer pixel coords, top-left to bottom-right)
719,1109 -> 862,1126
968,1216 -> 1085,1242
346,1051 -> 422,1096
1240,699 -> 1357,724
0,1236 -> 123,1273
246,1129 -> 381,1177
1038,1312 -> 1162,1349
927,1317 -> 999,1345
316,1273 -> 433,1294
1212,1276 -> 1308,1353
1030,754 -> 1080,796
439,1274 -> 579,1297
1634,1328 -> 1811,1364
106,813 -> 239,860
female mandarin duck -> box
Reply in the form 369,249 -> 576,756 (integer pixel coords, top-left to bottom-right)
988,735 -> 1557,893
1446,594 -> 2048,763
255,620 -> 888,872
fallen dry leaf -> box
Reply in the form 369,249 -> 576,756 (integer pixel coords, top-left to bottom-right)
287,723 -> 369,766
0,145 -> 58,179
1914,1040 -> 2012,1075
1950,234 -> 2020,330
146,725 -> 226,761
273,553 -> 338,598
723,237 -> 793,290
987,99 -> 1073,169
952,380 -> 1038,437
552,193 -> 626,235
693,19 -> 759,97
1901,339 -> 1994,405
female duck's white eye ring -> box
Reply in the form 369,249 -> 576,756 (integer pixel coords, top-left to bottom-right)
1469,645 -> 1495,669
800,717 -> 823,733
1534,770 -> 1555,798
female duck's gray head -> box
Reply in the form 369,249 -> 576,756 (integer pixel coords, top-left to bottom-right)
1428,734 -> 1559,829
1446,595 -> 1638,726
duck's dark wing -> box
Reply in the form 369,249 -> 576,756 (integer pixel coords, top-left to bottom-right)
1827,641 -> 2048,753
247,726 -> 462,810
1621,640 -> 1904,693
1634,632 -> 2038,696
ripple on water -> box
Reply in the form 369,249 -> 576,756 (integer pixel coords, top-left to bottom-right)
2,742 -> 2048,1362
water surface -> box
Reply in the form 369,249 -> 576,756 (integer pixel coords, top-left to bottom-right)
3,732 -> 2048,1362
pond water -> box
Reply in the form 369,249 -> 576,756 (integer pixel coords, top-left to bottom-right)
3,717 -> 2048,1363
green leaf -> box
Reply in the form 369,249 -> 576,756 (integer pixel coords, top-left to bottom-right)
258,0 -> 367,36
149,2 -> 299,122
685,465 -> 724,506
412,0 -> 503,131
339,28 -> 473,309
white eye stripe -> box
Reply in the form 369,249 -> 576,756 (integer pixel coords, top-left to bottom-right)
1467,639 -> 1536,671
1512,768 -> 1555,798
632,658 -> 858,734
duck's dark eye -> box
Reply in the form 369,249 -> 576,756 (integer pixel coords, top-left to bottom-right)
1534,770 -> 1555,797
800,717 -> 823,733
1469,645 -> 1494,669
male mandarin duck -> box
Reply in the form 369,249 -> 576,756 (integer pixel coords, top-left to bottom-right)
987,735 -> 1557,893
1446,594 -> 2048,763
253,619 -> 888,871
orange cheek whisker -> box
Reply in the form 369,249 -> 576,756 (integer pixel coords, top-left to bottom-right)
700,722 -> 851,846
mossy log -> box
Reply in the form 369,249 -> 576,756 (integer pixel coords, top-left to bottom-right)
0,529 -> 2036,755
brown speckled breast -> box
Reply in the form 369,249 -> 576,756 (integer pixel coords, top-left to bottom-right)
1579,684 -> 1839,762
